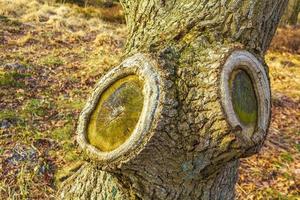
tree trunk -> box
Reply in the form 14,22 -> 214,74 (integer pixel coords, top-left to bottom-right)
59,1 -> 288,199
281,0 -> 300,25
291,0 -> 300,24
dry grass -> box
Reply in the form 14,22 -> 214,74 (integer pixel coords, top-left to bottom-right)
237,27 -> 300,200
267,52 -> 300,101
0,0 -> 125,32
270,26 -> 300,54
0,1 -> 126,199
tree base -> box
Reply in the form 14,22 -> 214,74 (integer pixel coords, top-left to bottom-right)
59,160 -> 239,200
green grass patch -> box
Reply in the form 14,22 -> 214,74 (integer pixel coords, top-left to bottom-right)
295,143 -> 300,152
56,96 -> 85,111
0,72 -> 29,88
64,146 -> 81,162
0,109 -> 27,129
41,55 -> 64,67
282,171 -> 293,180
16,165 -> 30,199
260,188 -> 298,200
51,123 -> 81,163
0,109 -> 18,121
52,123 -> 74,141
22,99 -> 49,117
66,99 -> 84,110
280,152 -> 294,164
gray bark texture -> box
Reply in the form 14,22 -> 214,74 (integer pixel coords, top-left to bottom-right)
59,0 -> 288,199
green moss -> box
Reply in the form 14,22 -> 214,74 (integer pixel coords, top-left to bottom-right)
230,70 -> 258,126
87,75 -> 144,152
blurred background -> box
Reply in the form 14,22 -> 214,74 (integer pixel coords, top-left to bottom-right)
0,0 -> 299,199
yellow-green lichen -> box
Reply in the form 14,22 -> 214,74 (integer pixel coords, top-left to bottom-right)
230,69 -> 258,126
87,75 -> 144,152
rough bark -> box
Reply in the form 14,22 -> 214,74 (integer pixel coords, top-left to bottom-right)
59,0 -> 288,199
120,0 -> 287,55
59,161 -> 239,200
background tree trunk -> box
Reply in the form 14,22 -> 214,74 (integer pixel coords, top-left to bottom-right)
281,0 -> 300,25
59,1 -> 288,199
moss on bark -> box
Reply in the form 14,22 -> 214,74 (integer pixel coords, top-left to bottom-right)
87,75 -> 144,152
230,69 -> 258,126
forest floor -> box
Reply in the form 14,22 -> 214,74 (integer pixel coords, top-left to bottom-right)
0,1 -> 299,199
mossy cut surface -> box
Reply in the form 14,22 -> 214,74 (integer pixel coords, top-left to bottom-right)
87,75 -> 144,152
230,69 -> 258,126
